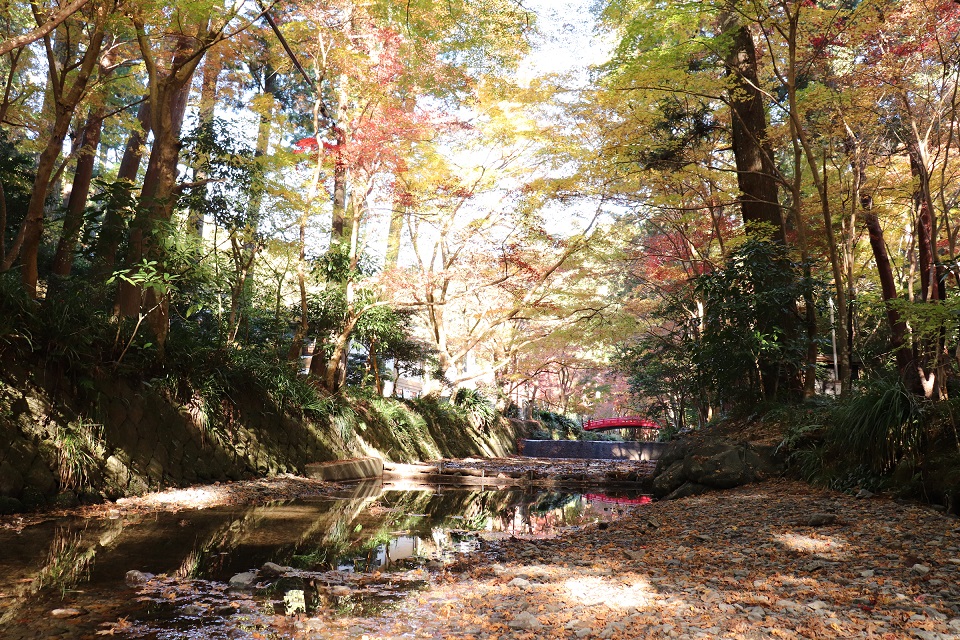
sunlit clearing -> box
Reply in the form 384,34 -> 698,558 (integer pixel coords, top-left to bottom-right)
563,576 -> 651,609
775,533 -> 846,555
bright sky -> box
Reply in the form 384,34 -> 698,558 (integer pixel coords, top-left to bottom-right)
517,0 -> 614,87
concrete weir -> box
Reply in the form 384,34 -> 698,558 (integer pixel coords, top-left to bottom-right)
304,457 -> 384,481
521,440 -> 666,461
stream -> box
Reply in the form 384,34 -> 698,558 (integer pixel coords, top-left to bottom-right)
0,483 -> 650,638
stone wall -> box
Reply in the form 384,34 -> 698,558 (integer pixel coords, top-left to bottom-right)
0,365 -> 524,512
521,439 -> 667,461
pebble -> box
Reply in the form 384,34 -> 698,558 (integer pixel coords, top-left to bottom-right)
228,571 -> 258,589
50,609 -> 82,618
124,569 -> 154,586
913,563 -> 932,575
507,611 -> 542,630
260,561 -> 288,578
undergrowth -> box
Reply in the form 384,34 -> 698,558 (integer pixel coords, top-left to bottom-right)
778,375 -> 960,508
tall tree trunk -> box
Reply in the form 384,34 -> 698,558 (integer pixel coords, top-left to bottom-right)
331,142 -> 348,244
385,182 -> 406,268
93,98 -> 151,277
226,66 -> 277,343
187,46 -> 222,236
117,80 -> 190,319
818,150 -> 851,394
909,144 -> 939,304
330,75 -> 350,245
719,10 -> 784,242
862,197 -> 918,391
3,24 -> 105,295
788,123 -> 817,398
119,24 -> 212,352
908,140 -> 947,398
51,100 -> 107,276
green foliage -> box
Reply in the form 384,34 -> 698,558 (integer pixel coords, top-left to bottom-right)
53,419 -> 106,491
778,376 -> 953,497
158,322 -> 333,429
180,117 -> 263,232
0,130 -> 35,249
616,334 -> 698,432
0,273 -> 115,371
618,239 -> 816,424
694,239 -> 813,404
452,388 -> 496,431
829,376 -> 927,474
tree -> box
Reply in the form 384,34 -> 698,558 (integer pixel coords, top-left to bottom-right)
2,1 -> 110,295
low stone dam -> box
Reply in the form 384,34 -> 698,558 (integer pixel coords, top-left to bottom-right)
520,440 -> 667,461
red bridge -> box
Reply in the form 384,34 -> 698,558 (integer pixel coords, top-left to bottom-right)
583,417 -> 662,431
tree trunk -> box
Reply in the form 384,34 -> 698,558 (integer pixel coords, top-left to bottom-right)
226,66 -> 277,343
93,98 -> 150,277
385,182 -> 406,268
51,101 -> 106,276
187,46 -> 222,236
118,79 -> 190,320
862,197 -> 918,391
908,140 -> 947,398
119,25 -> 210,351
719,10 -> 784,242
5,25 -> 104,295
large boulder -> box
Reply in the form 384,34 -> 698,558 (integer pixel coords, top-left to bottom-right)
652,460 -> 686,497
652,438 -> 782,499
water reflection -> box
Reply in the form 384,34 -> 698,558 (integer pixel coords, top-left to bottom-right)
0,486 -> 649,638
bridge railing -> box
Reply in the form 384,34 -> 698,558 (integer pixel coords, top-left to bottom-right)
583,417 -> 662,431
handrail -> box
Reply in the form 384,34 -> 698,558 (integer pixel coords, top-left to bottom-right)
583,417 -> 662,431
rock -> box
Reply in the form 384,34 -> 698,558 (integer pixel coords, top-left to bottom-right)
686,445 -> 752,489
51,491 -> 79,509
654,441 -> 690,474
260,562 -> 288,578
806,513 -> 837,527
50,608 -> 83,618
508,577 -> 532,589
653,461 -> 686,498
508,611 -> 542,631
330,585 -> 352,597
623,549 -> 646,562
20,486 -> 47,511
228,571 -> 258,589
0,496 -> 23,514
803,560 -> 830,572
664,481 -> 711,501
652,439 -> 782,498
856,489 -> 875,499
125,570 -> 154,586
912,564 -> 931,576
860,569 -> 875,578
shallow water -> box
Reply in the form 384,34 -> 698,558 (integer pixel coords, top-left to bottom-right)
0,484 -> 649,638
